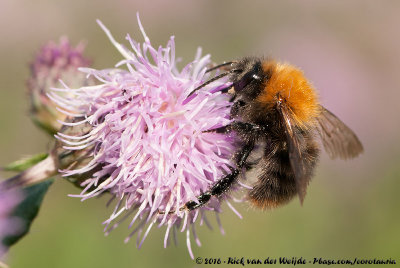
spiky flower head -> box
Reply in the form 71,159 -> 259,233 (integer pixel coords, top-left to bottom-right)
28,37 -> 94,134
51,15 -> 240,258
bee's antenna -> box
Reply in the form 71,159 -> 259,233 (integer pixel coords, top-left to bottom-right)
205,61 -> 236,73
187,69 -> 241,98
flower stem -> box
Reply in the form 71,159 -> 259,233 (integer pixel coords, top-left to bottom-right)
2,155 -> 57,190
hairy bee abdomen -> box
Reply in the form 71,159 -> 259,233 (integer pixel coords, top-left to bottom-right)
248,130 -> 320,209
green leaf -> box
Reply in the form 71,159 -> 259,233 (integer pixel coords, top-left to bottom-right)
3,153 -> 48,172
2,179 -> 54,247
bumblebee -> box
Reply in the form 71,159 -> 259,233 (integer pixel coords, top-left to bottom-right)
181,57 -> 363,211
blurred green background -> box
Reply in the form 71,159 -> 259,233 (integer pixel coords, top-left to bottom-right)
1,0 -> 399,267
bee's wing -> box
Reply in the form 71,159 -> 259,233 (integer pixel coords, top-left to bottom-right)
316,106 -> 363,160
277,102 -> 308,204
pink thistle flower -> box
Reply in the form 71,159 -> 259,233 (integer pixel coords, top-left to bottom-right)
28,37 -> 94,134
51,15 -> 240,258
0,187 -> 24,258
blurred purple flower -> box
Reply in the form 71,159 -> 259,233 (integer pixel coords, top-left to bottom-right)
50,15 -> 239,258
0,187 -> 23,258
28,37 -> 94,134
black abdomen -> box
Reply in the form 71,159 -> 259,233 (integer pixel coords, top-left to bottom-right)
248,130 -> 319,208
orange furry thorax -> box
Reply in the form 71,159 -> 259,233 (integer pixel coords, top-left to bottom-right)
257,61 -> 320,128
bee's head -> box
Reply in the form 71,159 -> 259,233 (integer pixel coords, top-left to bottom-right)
230,57 -> 268,100
186,57 -> 269,100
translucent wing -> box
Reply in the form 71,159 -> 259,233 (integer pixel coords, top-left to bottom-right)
277,102 -> 308,204
316,106 -> 363,160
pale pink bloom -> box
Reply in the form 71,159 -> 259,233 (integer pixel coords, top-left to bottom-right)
51,15 -> 240,258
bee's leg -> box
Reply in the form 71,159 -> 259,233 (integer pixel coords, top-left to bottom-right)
231,122 -> 266,133
158,122 -> 260,214
219,85 -> 234,94
184,140 -> 255,211
204,121 -> 264,135
203,124 -> 232,134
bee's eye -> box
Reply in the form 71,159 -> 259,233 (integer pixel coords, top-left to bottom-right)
234,71 -> 254,91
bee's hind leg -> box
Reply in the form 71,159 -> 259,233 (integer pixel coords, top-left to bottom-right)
184,140 -> 255,211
